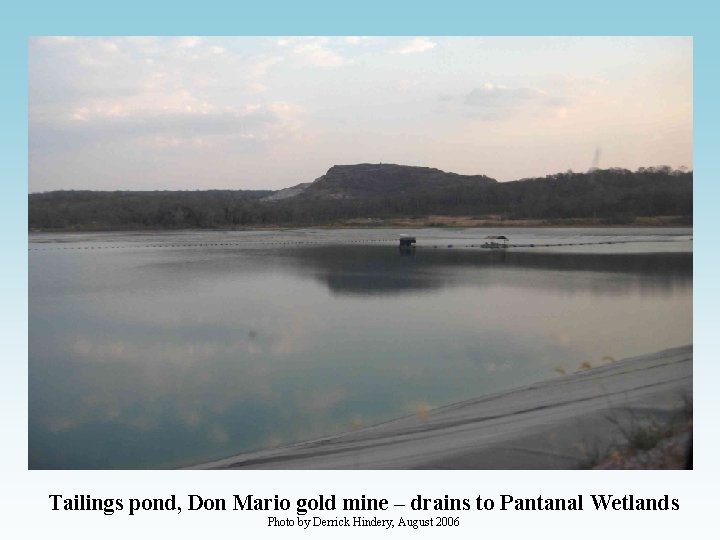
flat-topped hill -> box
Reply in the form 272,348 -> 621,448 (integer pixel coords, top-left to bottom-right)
300,163 -> 497,200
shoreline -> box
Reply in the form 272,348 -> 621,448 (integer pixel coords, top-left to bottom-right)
187,345 -> 692,470
29,216 -> 691,234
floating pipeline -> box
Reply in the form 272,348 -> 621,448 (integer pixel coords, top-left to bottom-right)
29,237 -> 689,252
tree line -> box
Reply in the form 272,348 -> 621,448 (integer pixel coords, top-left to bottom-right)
29,167 -> 692,230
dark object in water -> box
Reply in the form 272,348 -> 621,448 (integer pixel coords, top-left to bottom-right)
399,236 -> 416,250
481,242 -> 509,249
482,235 -> 509,249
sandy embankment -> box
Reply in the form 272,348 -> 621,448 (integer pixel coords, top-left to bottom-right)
189,345 -> 692,470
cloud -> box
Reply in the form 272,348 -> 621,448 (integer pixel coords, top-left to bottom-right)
441,83 -> 566,121
29,36 -> 311,158
464,83 -> 548,106
345,36 -> 370,45
35,36 -> 81,45
239,55 -> 284,93
31,98 -> 306,154
292,41 -> 351,67
249,55 -> 283,78
271,37 -> 354,68
392,37 -> 437,54
397,79 -> 419,91
176,36 -> 204,49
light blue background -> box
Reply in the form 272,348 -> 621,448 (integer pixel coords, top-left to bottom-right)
3,1 -> 715,537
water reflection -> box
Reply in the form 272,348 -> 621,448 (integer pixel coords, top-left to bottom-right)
276,246 -> 691,296
29,238 -> 692,469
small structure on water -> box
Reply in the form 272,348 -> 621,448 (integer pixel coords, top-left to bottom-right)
482,235 -> 509,249
399,235 -> 417,250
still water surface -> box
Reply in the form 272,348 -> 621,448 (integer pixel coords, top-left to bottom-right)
29,228 -> 692,468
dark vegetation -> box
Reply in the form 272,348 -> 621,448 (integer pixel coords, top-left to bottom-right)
29,189 -> 272,230
29,164 -> 692,230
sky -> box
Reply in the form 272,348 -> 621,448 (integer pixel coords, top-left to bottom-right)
28,36 -> 692,192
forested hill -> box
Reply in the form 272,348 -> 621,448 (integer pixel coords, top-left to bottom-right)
299,163 -> 496,199
29,164 -> 692,230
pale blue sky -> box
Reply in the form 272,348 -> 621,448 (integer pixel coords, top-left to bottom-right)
29,36 -> 692,191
